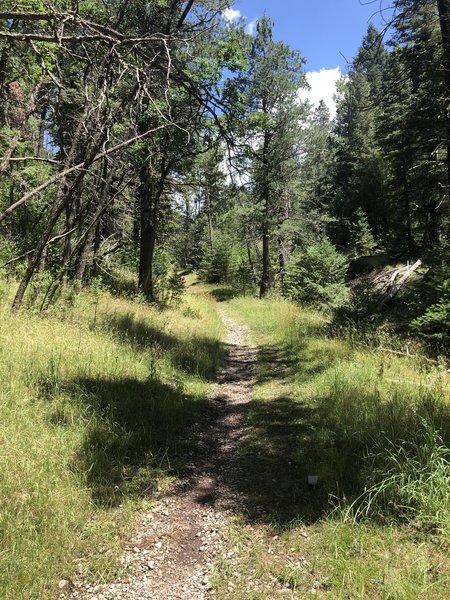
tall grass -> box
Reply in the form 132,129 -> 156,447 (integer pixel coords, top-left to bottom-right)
0,280 -> 224,599
217,295 -> 450,598
227,296 -> 450,532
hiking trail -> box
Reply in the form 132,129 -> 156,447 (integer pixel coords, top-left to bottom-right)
64,308 -> 257,600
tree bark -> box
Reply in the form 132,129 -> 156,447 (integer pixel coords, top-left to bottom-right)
277,236 -> 286,293
401,135 -> 414,259
437,0 -> 450,208
259,130 -> 270,299
245,238 -> 258,285
138,129 -> 171,300
205,182 -> 214,273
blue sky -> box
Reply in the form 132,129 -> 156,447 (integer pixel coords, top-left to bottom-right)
223,1 -> 393,117
230,0 -> 390,71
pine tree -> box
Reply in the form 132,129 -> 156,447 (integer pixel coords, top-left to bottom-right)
350,208 -> 377,257
238,16 -> 308,297
331,25 -> 389,248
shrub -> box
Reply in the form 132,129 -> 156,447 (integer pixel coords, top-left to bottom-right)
411,274 -> 450,345
285,240 -> 350,310
152,248 -> 184,306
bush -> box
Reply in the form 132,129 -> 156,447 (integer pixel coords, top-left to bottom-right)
285,240 -> 350,310
411,274 -> 450,345
152,249 -> 184,306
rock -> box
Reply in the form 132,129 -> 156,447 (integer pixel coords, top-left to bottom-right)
58,580 -> 69,590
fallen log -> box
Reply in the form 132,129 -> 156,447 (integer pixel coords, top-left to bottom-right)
376,259 -> 422,311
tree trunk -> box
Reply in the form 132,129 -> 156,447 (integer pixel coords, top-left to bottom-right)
426,200 -> 440,245
245,238 -> 258,285
74,161 -> 116,281
437,0 -> 450,208
183,196 -> 191,269
62,202 -> 76,267
11,127 -> 108,313
37,106 -> 47,158
401,135 -> 414,259
259,130 -> 270,299
138,159 -> 154,299
205,183 -> 214,261
138,131 -> 170,301
138,161 -> 164,301
92,222 -> 102,278
11,193 -> 67,313
277,236 -> 286,293
38,245 -> 47,274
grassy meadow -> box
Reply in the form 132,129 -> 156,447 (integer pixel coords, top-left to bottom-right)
0,279 -> 224,599
212,295 -> 450,599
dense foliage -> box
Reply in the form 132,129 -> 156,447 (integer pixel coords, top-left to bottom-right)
0,0 -> 449,333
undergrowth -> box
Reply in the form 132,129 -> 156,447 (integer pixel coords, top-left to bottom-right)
0,278 -> 224,599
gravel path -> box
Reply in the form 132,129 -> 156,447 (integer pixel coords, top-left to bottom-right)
63,308 -> 257,600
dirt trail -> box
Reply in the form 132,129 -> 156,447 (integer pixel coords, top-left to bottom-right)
65,308 -> 257,600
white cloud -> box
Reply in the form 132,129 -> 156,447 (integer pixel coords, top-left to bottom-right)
246,19 -> 257,35
222,8 -> 241,22
298,67 -> 342,119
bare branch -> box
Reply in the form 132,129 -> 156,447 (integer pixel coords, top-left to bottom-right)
0,124 -> 168,225
1,226 -> 79,268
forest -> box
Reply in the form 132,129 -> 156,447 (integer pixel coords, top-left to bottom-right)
0,0 -> 450,329
0,1 -> 449,599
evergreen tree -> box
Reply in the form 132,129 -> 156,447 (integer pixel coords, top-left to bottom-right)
350,208 -> 377,257
332,25 -> 389,248
285,238 -> 349,310
237,16 -> 308,297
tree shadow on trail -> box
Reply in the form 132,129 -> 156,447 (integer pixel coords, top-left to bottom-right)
233,394 -> 337,526
214,341 -> 365,529
68,376 -> 217,507
210,287 -> 241,302
257,338 -> 352,387
256,345 -> 300,384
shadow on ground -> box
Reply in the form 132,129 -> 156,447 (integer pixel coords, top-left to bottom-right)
206,339 -> 367,528
210,287 -> 241,302
56,309 -> 396,528
106,313 -> 224,381
232,394 -> 364,527
66,375 -> 218,507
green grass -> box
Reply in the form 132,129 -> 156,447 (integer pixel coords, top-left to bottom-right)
2,277 -> 449,598
212,516 -> 449,599
0,280 -> 224,599
212,295 -> 450,598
